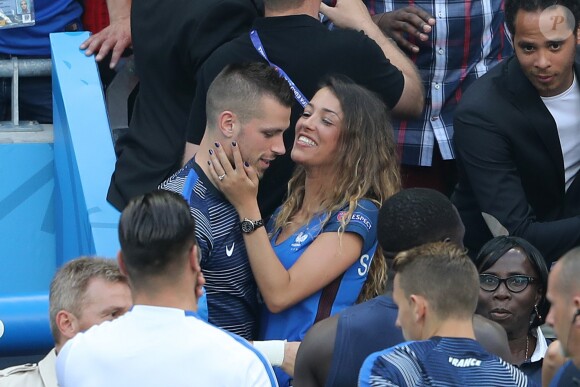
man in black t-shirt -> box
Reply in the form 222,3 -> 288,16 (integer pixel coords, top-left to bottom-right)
106,0 -> 264,211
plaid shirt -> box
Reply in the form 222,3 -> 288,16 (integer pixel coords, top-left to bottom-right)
366,0 -> 513,166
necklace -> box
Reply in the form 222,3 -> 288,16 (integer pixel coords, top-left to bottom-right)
524,335 -> 529,361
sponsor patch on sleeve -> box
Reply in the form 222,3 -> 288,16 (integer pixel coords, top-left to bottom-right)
337,211 -> 372,230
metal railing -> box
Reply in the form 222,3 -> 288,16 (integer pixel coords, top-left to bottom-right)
0,57 -> 51,131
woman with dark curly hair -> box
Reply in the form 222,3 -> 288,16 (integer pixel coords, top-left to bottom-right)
474,236 -> 551,384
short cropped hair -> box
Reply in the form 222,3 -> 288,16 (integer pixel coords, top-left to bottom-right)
206,62 -> 294,128
118,190 -> 197,286
505,0 -> 580,35
474,236 -> 549,328
393,242 -> 479,319
555,247 -> 580,297
49,257 -> 127,342
378,188 -> 463,256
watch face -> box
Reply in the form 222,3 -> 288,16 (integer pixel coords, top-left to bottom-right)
241,220 -> 254,233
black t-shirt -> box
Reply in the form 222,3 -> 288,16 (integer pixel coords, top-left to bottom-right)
107,0 -> 263,210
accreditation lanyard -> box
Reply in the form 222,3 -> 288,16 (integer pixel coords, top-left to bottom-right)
249,30 -> 309,108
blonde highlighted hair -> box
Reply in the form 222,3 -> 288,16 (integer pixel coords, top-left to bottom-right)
271,76 -> 401,301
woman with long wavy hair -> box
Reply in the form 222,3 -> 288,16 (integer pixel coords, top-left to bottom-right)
208,76 -> 400,386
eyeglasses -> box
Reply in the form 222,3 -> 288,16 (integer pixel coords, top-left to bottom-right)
479,274 -> 537,293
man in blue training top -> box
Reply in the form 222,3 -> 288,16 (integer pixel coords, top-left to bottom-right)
160,62 -> 292,341
360,242 -> 531,386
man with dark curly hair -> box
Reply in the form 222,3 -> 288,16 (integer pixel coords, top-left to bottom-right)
453,0 -> 580,264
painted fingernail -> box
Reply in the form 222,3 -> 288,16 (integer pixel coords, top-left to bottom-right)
244,162 -> 250,167
214,142 -> 220,148
209,149 -> 213,155
207,161 -> 211,165
232,141 -> 237,147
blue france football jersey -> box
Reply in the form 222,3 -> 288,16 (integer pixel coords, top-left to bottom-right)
160,159 -> 259,340
360,336 -> 533,386
262,199 -> 379,386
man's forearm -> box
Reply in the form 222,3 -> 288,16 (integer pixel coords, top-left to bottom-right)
106,0 -> 131,22
361,20 -> 424,117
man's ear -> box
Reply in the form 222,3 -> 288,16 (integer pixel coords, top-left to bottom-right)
410,294 -> 427,324
189,244 -> 201,273
56,310 -> 79,342
218,111 -> 237,138
117,250 -> 128,276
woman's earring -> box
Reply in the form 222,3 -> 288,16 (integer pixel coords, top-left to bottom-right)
534,304 -> 541,320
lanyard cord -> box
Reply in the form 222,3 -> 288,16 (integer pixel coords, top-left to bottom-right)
250,30 -> 309,108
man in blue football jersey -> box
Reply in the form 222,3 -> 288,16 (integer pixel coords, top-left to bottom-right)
160,62 -> 292,341
360,242 -> 531,386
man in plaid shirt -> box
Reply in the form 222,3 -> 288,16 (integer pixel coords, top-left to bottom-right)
366,0 -> 513,195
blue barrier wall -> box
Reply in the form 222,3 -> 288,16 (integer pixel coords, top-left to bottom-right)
0,32 -> 120,356
52,31 -> 120,263
0,144 -> 55,355
0,144 -> 56,295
